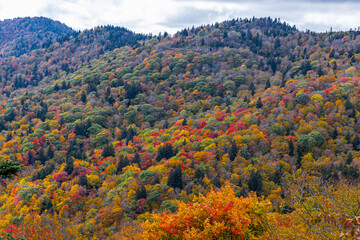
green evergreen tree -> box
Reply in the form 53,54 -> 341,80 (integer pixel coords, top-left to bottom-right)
117,156 -> 129,174
168,165 -> 183,189
353,134 -> 360,150
229,140 -> 238,161
135,185 -> 147,200
79,174 -> 88,188
102,144 -> 115,158
333,127 -> 338,139
255,97 -> 263,108
249,82 -> 256,96
248,170 -> 262,193
289,139 -> 294,156
64,157 -> 74,175
47,145 -> 54,159
133,152 -> 141,165
265,79 -> 271,89
0,160 -> 21,179
38,148 -> 47,164
81,91 -> 87,103
346,152 -> 353,165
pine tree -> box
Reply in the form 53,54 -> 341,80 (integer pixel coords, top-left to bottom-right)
133,152 -> 141,165
229,140 -> 238,161
47,145 -> 54,159
81,91 -> 87,103
248,170 -> 262,193
102,144 -> 115,158
182,118 -> 187,126
168,165 -> 183,189
117,156 -> 129,174
346,152 -> 353,165
265,79 -> 271,89
0,160 -> 21,179
255,97 -> 263,108
289,140 -> 294,156
28,151 -> 35,165
213,175 -> 221,188
249,82 -> 256,96
79,174 -> 88,188
135,185 -> 147,200
65,157 -> 74,175
353,134 -> 360,150
333,127 -> 338,139
38,148 -> 47,164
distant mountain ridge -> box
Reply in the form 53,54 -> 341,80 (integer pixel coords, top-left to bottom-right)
0,16 -> 73,57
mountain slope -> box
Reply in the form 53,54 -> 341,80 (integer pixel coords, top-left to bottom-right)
0,17 -> 73,57
0,17 -> 359,239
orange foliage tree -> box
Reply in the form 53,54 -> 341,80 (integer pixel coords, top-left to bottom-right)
141,182 -> 271,240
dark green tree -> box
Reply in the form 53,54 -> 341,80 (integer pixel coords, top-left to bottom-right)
346,152 -> 353,165
229,140 -> 238,161
81,91 -> 87,103
249,82 -> 256,96
79,174 -> 88,188
0,160 -> 21,179
265,79 -> 271,89
333,127 -> 338,139
38,148 -> 47,164
345,98 -> 353,111
135,185 -> 147,200
102,144 -> 115,158
133,151 -> 141,165
47,145 -> 54,159
255,97 -> 263,108
248,170 -> 262,193
353,134 -> 360,150
117,156 -> 129,174
64,157 -> 74,175
289,140 -> 294,156
167,165 -> 183,189
28,151 -> 35,165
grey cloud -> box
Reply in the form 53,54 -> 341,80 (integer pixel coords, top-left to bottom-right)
161,7 -> 222,28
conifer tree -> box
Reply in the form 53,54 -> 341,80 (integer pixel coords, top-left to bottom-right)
168,165 -> 183,189
353,134 -> 360,150
81,91 -> 87,103
255,97 -> 263,108
248,170 -> 262,193
65,157 -> 74,175
38,148 -> 47,164
133,151 -> 141,165
136,185 -> 147,200
346,152 -> 353,165
289,139 -> 294,156
265,79 -> 271,89
333,127 -> 338,139
117,156 -> 129,174
0,160 -> 21,179
229,140 -> 238,161
79,174 -> 88,188
102,144 -> 115,158
249,82 -> 256,96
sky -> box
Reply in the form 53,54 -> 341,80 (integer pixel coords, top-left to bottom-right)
0,0 -> 360,34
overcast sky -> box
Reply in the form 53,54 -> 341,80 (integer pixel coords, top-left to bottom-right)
0,0 -> 360,34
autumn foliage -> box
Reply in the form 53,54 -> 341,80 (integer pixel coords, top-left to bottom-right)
141,182 -> 271,240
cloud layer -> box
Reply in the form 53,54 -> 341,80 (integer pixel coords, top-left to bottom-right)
0,0 -> 360,34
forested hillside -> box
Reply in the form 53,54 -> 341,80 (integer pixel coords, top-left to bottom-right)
0,17 -> 73,57
0,17 -> 360,239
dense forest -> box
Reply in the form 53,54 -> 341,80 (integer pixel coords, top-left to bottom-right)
0,16 -> 360,239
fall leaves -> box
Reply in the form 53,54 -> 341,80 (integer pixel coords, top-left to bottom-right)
141,182 -> 271,240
